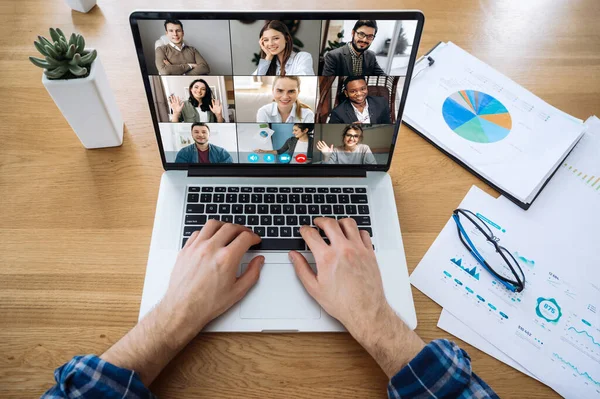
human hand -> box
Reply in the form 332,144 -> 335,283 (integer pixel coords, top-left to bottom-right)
289,217 -> 387,337
161,221 -> 264,332
316,140 -> 334,154
254,149 -> 265,154
163,59 -> 172,65
168,95 -> 184,115
209,98 -> 222,117
259,38 -> 274,61
290,218 -> 425,377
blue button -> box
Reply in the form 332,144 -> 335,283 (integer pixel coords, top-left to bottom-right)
278,154 -> 291,163
248,153 -> 259,163
263,154 -> 275,163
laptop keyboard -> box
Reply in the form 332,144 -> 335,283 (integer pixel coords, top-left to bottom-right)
182,185 -> 373,251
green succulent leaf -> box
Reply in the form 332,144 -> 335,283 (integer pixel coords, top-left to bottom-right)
56,28 -> 66,40
80,49 -> 97,65
44,44 -> 60,59
69,33 -> 77,47
39,35 -> 53,48
34,40 -> 49,56
68,64 -> 87,76
29,56 -> 51,69
49,28 -> 61,43
76,35 -> 85,53
66,44 -> 76,58
69,53 -> 81,65
59,37 -> 68,52
46,65 -> 69,79
45,56 -> 64,67
54,40 -> 64,53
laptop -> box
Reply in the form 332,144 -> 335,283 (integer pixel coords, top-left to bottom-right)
130,10 -> 424,332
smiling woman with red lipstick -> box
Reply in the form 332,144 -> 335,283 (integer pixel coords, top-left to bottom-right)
253,20 -> 315,76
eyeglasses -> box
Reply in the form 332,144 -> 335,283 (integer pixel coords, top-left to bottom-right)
452,208 -> 525,293
355,31 -> 376,41
344,133 -> 361,139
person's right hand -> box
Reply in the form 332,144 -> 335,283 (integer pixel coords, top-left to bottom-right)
259,38 -> 274,61
168,95 -> 184,115
289,217 -> 388,338
289,217 -> 426,378
316,140 -> 334,154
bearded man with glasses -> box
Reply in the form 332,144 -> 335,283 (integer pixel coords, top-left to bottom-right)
323,20 -> 386,76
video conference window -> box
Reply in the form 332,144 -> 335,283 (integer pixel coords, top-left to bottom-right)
134,16 -> 421,167
160,123 -> 238,163
149,76 -> 234,123
137,19 -> 233,75
320,20 -> 418,76
313,124 -> 394,165
233,76 -> 318,123
230,20 -> 321,76
238,123 -> 313,164
316,75 -> 405,124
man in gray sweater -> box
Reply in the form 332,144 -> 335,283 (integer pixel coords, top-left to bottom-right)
155,19 -> 210,75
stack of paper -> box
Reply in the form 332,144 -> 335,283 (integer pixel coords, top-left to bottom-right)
404,42 -> 587,209
410,116 -> 600,398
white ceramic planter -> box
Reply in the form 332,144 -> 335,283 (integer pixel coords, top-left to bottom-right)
42,54 -> 123,149
65,0 -> 97,13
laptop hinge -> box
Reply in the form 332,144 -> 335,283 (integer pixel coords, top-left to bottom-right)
187,167 -> 367,178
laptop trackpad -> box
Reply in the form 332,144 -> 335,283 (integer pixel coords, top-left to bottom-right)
240,263 -> 321,319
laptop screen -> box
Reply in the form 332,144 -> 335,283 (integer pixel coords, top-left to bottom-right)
130,12 -> 424,169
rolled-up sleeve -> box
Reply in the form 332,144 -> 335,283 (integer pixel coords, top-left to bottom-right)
387,339 -> 499,399
41,355 -> 155,399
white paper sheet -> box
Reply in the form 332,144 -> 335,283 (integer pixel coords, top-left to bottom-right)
438,309 -> 537,379
411,181 -> 600,398
404,42 -> 585,203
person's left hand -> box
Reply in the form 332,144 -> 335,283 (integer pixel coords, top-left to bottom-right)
161,220 -> 264,332
209,99 -> 222,117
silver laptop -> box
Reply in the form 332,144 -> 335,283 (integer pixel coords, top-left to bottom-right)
130,10 -> 424,332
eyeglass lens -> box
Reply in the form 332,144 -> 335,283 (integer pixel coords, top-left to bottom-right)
456,212 -> 523,283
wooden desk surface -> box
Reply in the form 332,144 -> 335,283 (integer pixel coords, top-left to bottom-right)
1,0 -> 598,397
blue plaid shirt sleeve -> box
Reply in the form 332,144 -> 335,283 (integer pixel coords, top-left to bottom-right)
41,354 -> 156,399
388,339 -> 499,399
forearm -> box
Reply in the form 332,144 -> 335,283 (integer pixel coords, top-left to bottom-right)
193,52 -> 210,74
351,304 -> 425,378
170,111 -> 182,123
160,63 -> 190,75
100,300 -> 201,386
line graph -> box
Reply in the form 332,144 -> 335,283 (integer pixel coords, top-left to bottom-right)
552,353 -> 600,387
568,327 -> 600,348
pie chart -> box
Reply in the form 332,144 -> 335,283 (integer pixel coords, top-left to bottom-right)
442,90 -> 512,143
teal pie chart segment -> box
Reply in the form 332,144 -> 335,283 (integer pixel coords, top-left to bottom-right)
442,90 -> 512,143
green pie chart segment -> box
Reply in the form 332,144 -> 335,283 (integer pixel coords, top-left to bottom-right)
442,90 -> 512,143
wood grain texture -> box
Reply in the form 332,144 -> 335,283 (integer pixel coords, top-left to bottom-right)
1,0 -> 598,397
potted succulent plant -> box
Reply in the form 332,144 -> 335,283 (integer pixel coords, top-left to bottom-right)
29,28 -> 123,149
65,0 -> 97,13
